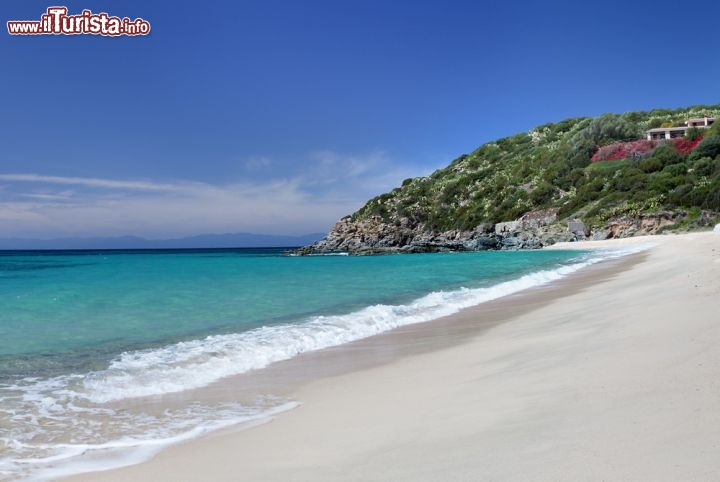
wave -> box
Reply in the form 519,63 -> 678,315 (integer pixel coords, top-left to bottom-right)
0,401 -> 299,482
77,244 -> 650,403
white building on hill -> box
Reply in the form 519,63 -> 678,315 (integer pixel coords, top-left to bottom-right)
646,117 -> 714,141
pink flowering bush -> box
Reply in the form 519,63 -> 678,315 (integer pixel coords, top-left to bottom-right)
591,140 -> 658,162
591,135 -> 705,162
673,135 -> 704,155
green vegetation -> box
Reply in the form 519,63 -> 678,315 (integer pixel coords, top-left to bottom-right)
352,105 -> 720,230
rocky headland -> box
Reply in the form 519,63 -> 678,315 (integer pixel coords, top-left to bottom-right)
300,105 -> 720,255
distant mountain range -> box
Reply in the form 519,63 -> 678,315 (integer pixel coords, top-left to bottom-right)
0,232 -> 325,250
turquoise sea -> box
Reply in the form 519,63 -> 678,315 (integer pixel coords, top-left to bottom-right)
0,247 -> 637,480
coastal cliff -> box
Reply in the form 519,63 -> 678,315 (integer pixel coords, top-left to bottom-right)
298,208 -> 569,254
302,105 -> 720,254
298,209 -> 718,255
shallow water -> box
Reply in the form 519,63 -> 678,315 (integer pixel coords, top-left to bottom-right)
0,247 -> 643,480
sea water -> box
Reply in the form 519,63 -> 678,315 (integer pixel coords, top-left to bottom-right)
0,247 -> 644,480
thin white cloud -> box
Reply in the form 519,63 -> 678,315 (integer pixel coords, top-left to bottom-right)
306,149 -> 383,177
0,151 -> 428,238
18,190 -> 75,201
20,192 -> 75,201
0,180 -> 347,238
0,174 -> 181,191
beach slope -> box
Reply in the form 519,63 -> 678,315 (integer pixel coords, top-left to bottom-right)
66,232 -> 720,481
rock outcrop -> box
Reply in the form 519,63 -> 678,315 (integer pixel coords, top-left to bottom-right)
298,209 -> 720,255
298,208 -> 573,255
591,210 -> 719,240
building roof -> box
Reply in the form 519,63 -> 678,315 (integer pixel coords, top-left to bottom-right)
647,126 -> 689,132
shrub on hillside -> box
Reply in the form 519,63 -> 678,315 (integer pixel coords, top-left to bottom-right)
691,157 -> 720,177
685,127 -> 704,141
570,114 -> 641,162
689,135 -> 720,161
529,181 -> 555,205
639,156 -> 664,173
647,143 -> 682,167
705,122 -> 720,138
661,162 -> 687,177
613,167 -> 646,192
670,178 -> 720,211
703,179 -> 720,210
650,171 -> 685,193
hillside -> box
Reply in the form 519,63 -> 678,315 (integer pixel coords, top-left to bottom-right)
302,105 -> 720,254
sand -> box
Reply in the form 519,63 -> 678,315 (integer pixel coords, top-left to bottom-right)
64,232 -> 720,481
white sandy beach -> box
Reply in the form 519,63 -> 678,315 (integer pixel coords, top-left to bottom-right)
65,231 -> 720,481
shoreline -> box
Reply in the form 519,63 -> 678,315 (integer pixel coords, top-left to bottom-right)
62,232 -> 719,481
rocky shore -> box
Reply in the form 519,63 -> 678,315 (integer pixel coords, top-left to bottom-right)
297,209 -> 719,255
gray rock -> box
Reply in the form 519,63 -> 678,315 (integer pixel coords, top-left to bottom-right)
522,238 -> 543,250
494,221 -> 521,234
298,209 -> 719,255
500,236 -> 522,248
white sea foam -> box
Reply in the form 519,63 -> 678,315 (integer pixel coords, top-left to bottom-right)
5,401 -> 298,482
306,252 -> 350,256
77,243 -> 650,403
0,243 -> 651,481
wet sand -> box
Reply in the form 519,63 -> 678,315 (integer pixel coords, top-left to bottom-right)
64,232 -> 720,481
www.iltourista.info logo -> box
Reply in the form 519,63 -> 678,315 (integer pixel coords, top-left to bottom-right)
7,7 -> 151,36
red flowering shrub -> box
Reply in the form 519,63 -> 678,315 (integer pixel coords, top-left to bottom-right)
673,135 -> 704,155
591,134 -> 705,162
591,140 -> 658,162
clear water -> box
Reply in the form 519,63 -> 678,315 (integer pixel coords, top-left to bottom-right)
0,248 -> 582,373
0,247 -> 639,480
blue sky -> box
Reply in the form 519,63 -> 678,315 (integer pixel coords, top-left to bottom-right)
2,0 -> 719,239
